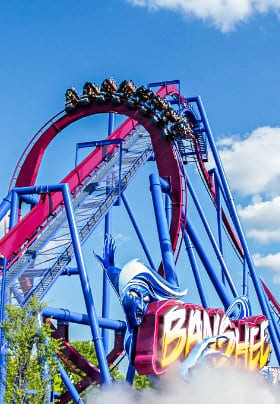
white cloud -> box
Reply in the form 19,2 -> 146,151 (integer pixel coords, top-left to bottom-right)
253,252 -> 280,283
238,196 -> 280,242
126,0 -> 280,32
114,233 -> 131,245
216,127 -> 280,197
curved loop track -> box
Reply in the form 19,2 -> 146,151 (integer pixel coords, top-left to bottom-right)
0,85 -> 184,265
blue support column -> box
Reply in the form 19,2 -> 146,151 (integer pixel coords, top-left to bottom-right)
126,363 -> 135,384
149,173 -> 179,287
243,260 -> 248,297
187,176 -> 237,298
56,358 -> 84,403
102,212 -> 111,354
42,307 -> 126,331
0,192 -> 12,221
212,171 -> 226,285
122,193 -> 156,270
9,189 -> 19,230
61,184 -> 112,385
165,193 -> 172,229
11,184 -> 112,384
187,217 -> 231,309
0,257 -> 7,404
102,112 -> 115,354
188,96 -> 280,364
183,230 -> 209,308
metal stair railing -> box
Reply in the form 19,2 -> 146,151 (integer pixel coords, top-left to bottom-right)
4,125 -> 153,307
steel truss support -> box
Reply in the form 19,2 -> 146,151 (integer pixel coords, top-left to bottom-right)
183,230 -> 209,308
149,173 -> 179,287
188,96 -> 280,364
102,112 -> 115,354
121,192 -> 156,270
0,257 -> 7,404
7,184 -> 112,385
186,175 -> 238,298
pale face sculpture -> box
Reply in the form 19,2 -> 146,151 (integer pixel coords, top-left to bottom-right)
121,283 -> 153,327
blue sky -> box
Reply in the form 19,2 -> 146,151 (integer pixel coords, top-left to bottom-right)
0,1 -> 280,313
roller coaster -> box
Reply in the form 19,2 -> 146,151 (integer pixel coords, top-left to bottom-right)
0,78 -> 279,402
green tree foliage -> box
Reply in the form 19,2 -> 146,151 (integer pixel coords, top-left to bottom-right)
1,297 -> 62,403
133,373 -> 152,391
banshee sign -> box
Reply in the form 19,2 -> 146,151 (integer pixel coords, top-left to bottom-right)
135,300 -> 270,375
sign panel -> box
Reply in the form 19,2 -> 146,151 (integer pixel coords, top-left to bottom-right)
135,300 -> 270,375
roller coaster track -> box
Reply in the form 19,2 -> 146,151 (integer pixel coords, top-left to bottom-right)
0,83 -> 185,307
0,80 -> 279,402
4,124 -> 154,305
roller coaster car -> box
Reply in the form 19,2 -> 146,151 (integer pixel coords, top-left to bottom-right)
139,104 -> 153,117
151,113 -> 166,129
170,121 -> 195,139
135,85 -> 154,102
163,107 -> 181,123
79,82 -> 101,106
83,82 -> 100,98
65,88 -> 80,112
160,127 -> 176,142
100,78 -> 118,95
150,95 -> 168,111
118,80 -> 137,97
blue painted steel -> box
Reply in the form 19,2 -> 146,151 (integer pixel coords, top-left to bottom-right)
0,257 -> 7,404
243,260 -> 248,297
159,176 -> 171,193
1,83 -> 279,395
61,183 -> 112,385
61,267 -> 80,276
126,363 -> 135,384
149,173 -> 179,287
165,193 -> 172,229
148,80 -> 180,87
75,138 -> 122,166
183,230 -> 209,308
121,193 -> 156,270
209,167 -> 248,294
0,192 -> 37,223
187,217 -> 231,308
10,285 -> 24,304
42,307 -> 126,331
56,357 -> 84,403
188,96 -> 280,364
74,138 -> 121,167
20,194 -> 39,207
0,193 -> 12,221
9,191 -> 38,232
212,170 -> 225,284
75,137 -> 122,205
9,190 -> 19,230
186,176 -> 238,298
9,184 -> 112,384
102,112 -> 115,354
